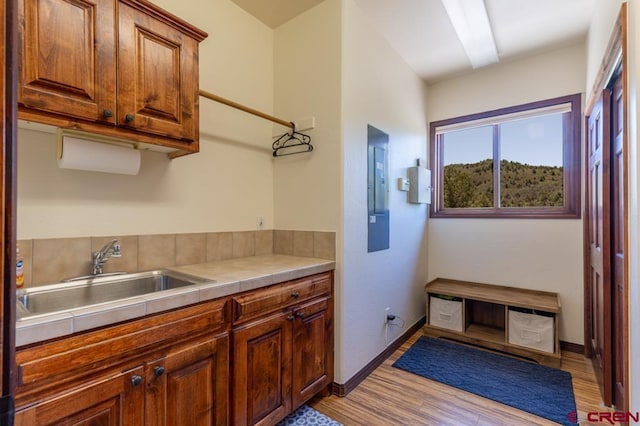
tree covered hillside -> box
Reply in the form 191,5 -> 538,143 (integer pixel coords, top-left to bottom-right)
444,159 -> 563,208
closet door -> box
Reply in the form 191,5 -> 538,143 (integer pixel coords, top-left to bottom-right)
586,90 -> 612,406
611,74 -> 627,411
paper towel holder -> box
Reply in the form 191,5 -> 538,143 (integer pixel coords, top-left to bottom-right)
57,129 -> 140,153
57,129 -> 142,175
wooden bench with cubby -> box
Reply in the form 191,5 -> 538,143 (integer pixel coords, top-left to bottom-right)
423,278 -> 561,367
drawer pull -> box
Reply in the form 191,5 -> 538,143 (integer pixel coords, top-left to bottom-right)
131,375 -> 143,387
125,113 -> 135,123
102,109 -> 113,118
295,312 -> 304,319
291,292 -> 299,299
287,315 -> 295,321
154,366 -> 165,377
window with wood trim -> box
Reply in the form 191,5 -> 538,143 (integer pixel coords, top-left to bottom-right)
429,94 -> 581,218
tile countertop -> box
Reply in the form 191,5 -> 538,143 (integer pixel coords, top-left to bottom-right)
16,254 -> 335,347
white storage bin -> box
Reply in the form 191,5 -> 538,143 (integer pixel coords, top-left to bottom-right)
429,296 -> 463,332
508,309 -> 554,353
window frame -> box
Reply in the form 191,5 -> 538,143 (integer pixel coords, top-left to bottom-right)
429,94 -> 582,219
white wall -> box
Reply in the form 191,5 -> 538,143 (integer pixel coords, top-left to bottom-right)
427,44 -> 587,344
273,0 -> 345,382
340,0 -> 429,382
17,0 -> 276,239
273,0 -> 342,233
273,0 -> 430,384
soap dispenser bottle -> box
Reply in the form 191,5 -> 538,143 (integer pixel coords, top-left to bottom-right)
16,246 -> 24,288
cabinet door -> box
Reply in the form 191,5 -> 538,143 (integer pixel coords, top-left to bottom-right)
233,312 -> 292,426
18,0 -> 116,122
292,297 -> 333,409
117,1 -> 198,141
145,335 -> 229,426
14,366 -> 144,426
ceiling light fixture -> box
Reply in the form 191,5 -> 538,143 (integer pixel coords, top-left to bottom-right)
441,0 -> 499,69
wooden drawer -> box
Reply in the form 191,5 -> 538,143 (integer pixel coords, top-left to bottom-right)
16,298 -> 227,403
232,272 -> 332,324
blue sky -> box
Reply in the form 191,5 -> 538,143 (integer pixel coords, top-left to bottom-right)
443,113 -> 564,167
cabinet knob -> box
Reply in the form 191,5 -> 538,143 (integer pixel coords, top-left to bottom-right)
287,315 -> 295,321
291,292 -> 299,299
295,312 -> 304,319
131,375 -> 143,387
125,113 -> 135,123
102,109 -> 113,118
154,366 -> 165,377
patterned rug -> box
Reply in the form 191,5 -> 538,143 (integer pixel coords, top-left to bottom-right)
277,405 -> 342,426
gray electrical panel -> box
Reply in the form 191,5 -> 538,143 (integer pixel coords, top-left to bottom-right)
367,125 -> 389,252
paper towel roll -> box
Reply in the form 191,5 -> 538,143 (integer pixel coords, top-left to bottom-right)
58,136 -> 141,175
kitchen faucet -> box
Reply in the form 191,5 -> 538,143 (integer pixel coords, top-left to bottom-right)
92,239 -> 121,275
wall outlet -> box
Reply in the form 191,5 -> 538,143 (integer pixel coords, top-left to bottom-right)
384,307 -> 391,324
256,216 -> 264,230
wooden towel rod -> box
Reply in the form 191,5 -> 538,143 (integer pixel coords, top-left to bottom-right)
199,89 -> 294,129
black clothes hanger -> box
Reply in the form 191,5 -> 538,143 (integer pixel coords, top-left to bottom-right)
272,127 -> 314,157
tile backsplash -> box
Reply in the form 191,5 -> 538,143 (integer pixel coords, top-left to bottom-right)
19,230 -> 335,287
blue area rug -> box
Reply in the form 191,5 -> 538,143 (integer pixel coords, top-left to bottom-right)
392,337 -> 576,425
277,405 -> 342,426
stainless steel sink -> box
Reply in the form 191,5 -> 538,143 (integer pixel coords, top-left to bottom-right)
16,270 -> 212,319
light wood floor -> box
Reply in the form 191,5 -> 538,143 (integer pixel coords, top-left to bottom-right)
310,330 -> 606,425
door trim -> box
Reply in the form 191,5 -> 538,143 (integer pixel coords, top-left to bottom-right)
2,0 -> 18,406
585,5 -> 625,114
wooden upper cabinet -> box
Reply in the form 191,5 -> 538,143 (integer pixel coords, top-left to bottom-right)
17,0 -> 207,154
18,0 -> 116,123
118,1 -> 199,141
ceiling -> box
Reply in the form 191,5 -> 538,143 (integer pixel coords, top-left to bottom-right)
232,0 -> 325,29
232,0 -> 597,83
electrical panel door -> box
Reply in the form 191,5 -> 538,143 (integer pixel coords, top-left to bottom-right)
367,125 -> 389,252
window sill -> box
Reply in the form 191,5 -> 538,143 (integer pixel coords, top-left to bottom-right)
429,208 -> 581,219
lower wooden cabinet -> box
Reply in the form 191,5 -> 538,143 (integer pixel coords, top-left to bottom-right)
15,365 -> 145,426
233,311 -> 293,426
16,334 -> 228,426
291,298 -> 333,408
232,296 -> 333,426
15,299 -> 229,426
145,334 -> 229,426
14,271 -> 334,426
